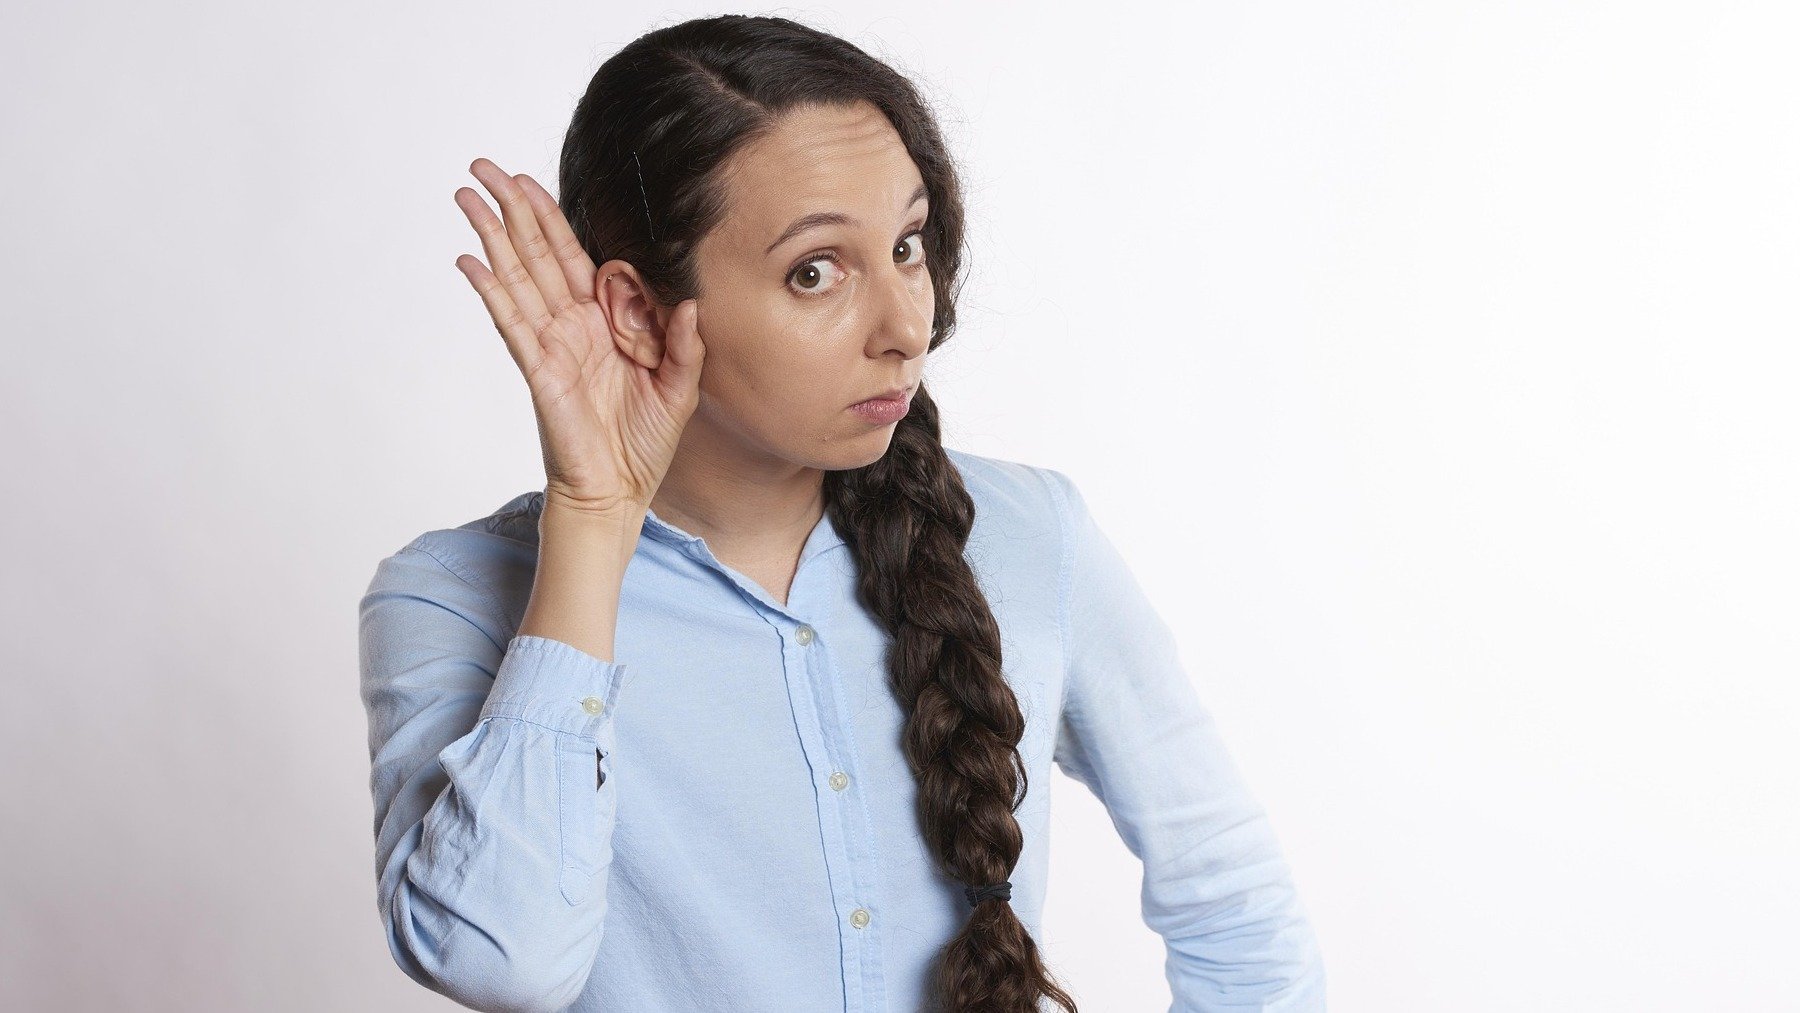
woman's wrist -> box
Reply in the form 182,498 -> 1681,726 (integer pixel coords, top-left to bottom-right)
520,495 -> 643,661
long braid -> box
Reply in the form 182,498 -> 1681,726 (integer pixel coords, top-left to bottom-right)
560,13 -> 1082,1009
825,385 -> 1079,1013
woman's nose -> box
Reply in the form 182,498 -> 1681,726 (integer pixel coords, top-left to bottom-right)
870,267 -> 930,359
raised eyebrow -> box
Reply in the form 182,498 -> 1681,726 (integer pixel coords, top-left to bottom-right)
765,182 -> 930,257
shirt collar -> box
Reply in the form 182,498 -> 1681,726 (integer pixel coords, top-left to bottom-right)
522,492 -> 847,560
639,503 -> 847,563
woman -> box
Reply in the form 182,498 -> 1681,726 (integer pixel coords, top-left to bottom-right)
359,14 -> 1325,1013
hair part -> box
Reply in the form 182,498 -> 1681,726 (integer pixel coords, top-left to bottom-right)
556,14 -> 1078,1012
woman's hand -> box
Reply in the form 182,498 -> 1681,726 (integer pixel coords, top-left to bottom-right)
452,157 -> 705,517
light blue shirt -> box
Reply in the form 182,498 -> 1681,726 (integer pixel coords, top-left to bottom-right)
358,447 -> 1326,1012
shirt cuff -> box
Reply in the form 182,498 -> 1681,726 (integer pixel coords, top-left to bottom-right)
477,633 -> 630,736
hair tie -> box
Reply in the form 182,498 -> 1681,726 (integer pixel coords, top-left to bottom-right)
963,880 -> 1012,907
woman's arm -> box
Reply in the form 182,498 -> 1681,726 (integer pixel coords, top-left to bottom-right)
1042,467 -> 1327,1012
358,510 -> 636,1013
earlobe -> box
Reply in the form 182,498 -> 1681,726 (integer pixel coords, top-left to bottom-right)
597,264 -> 666,371
612,323 -> 665,372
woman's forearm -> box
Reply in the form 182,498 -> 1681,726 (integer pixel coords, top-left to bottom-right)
516,499 -> 645,662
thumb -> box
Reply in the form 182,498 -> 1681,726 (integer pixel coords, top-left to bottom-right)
654,298 -> 706,404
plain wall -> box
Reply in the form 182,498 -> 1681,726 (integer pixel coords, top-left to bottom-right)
3,1 -> 1795,1009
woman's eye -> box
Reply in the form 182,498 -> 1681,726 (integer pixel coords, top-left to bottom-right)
786,230 -> 928,297
788,255 -> 846,295
895,231 -> 926,266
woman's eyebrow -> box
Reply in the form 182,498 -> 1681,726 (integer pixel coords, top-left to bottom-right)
764,182 -> 929,256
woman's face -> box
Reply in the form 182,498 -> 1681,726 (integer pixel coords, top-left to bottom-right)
682,99 -> 935,472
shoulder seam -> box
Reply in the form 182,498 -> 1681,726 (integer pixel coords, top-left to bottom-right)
1035,466 -> 1078,721
476,490 -> 545,539
407,534 -> 509,654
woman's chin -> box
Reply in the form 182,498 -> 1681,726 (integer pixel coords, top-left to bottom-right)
807,427 -> 899,472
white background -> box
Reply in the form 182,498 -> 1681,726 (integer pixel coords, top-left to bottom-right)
3,1 -> 1796,1009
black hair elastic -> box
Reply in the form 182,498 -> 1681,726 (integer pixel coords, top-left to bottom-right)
963,880 -> 1012,907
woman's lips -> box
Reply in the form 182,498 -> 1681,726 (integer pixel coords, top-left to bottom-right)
848,389 -> 912,424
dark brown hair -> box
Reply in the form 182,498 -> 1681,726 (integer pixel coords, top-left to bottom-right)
556,14 -> 1077,1013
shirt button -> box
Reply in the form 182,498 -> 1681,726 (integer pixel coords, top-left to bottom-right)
580,696 -> 604,715
850,908 -> 871,928
828,771 -> 849,791
795,625 -> 815,645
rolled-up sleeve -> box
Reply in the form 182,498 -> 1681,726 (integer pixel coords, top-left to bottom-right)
1042,469 -> 1327,1012
359,535 -> 631,1013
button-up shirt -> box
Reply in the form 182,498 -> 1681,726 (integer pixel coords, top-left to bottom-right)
358,447 -> 1326,1012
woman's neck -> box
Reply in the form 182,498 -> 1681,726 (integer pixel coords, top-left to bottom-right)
649,435 -> 828,589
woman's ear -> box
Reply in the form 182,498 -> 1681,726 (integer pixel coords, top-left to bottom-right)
594,259 -> 668,370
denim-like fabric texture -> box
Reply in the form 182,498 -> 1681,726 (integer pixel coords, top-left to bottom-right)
358,447 -> 1326,1012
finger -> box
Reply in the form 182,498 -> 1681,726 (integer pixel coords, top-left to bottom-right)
467,158 -> 566,329
454,251 -> 541,376
514,174 -> 601,303
454,179 -> 551,339
652,298 -> 706,405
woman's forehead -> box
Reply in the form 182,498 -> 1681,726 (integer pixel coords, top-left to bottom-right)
712,104 -> 925,249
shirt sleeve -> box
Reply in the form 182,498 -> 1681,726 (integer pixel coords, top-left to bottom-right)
1042,468 -> 1327,1012
359,535 -> 631,1013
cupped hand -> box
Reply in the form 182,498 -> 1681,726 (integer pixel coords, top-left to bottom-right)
452,157 -> 705,516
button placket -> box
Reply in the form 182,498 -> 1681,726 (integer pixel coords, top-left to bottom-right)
798,629 -> 852,797
775,606 -> 886,1007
